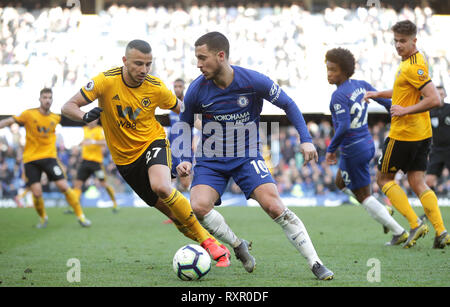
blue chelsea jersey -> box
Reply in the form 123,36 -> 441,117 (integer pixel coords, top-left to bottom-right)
327,79 -> 391,157
180,65 -> 312,162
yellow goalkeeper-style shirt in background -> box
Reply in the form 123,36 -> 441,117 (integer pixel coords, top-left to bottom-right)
389,52 -> 432,141
13,108 -> 60,163
82,125 -> 105,164
80,67 -> 177,166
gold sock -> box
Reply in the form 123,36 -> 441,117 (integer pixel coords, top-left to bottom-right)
64,188 -> 84,219
420,190 -> 445,235
161,189 -> 217,245
32,195 -> 46,219
382,181 -> 419,229
73,188 -> 82,201
173,220 -> 198,242
105,185 -> 118,209
172,220 -> 216,242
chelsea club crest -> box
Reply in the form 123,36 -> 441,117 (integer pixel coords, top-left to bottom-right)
237,96 -> 249,107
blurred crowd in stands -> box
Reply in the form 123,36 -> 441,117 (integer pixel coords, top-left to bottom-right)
0,2 -> 449,93
0,2 -> 449,203
1,120 -> 449,203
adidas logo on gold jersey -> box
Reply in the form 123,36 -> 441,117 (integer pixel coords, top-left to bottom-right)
112,94 -> 120,101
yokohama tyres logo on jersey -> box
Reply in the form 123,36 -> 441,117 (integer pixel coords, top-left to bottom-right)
269,82 -> 281,103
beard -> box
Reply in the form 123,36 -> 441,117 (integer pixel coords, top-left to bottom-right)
203,65 -> 222,80
40,103 -> 51,112
129,71 -> 145,85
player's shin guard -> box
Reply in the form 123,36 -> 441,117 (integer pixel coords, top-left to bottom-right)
201,209 -> 241,248
382,181 -> 419,229
161,189 -> 217,245
32,195 -> 46,219
420,189 -> 446,235
274,208 -> 321,268
64,188 -> 84,219
362,196 -> 404,235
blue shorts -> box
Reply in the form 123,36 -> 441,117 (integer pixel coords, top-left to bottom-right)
192,155 -> 275,199
339,145 -> 374,191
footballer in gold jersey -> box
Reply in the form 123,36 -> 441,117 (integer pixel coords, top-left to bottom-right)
72,119 -> 119,212
0,88 -> 91,228
364,20 -> 449,249
62,39 -> 231,266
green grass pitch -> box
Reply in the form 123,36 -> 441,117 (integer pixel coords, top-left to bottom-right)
0,206 -> 449,287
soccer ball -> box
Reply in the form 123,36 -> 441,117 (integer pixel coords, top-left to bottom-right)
173,244 -> 211,281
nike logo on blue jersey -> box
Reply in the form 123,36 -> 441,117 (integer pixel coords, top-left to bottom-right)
260,173 -> 269,178
201,102 -> 214,108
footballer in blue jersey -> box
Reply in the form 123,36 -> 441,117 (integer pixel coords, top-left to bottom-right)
180,64 -> 315,198
177,32 -> 334,280
325,48 -> 406,245
168,78 -> 186,181
327,78 -> 390,191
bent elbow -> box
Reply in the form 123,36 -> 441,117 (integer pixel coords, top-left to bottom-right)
60,104 -> 67,117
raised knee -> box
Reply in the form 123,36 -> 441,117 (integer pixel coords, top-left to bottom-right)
151,182 -> 173,199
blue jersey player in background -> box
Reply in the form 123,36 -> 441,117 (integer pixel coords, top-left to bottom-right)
168,78 -> 192,191
162,78 -> 190,226
324,48 -> 407,246
177,32 -> 333,280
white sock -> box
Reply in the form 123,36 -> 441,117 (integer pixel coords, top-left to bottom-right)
362,196 -> 404,235
201,209 -> 241,248
274,209 -> 321,268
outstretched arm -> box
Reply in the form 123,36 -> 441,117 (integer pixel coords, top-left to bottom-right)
0,117 -> 16,129
363,82 -> 392,112
364,89 -> 393,101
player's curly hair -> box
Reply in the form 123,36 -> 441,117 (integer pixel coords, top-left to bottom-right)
325,48 -> 355,78
392,20 -> 417,36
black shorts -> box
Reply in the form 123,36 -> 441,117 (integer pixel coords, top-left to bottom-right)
378,137 -> 431,173
426,148 -> 450,177
24,158 -> 66,186
76,160 -> 105,182
116,139 -> 171,207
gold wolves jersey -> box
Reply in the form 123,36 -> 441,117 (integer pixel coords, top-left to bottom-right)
13,108 -> 61,163
82,125 -> 105,163
390,52 -> 432,141
80,67 -> 177,165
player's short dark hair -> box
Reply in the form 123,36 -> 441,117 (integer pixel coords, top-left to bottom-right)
392,20 -> 417,36
126,39 -> 152,54
325,48 -> 355,78
174,78 -> 185,84
195,32 -> 230,59
40,88 -> 52,96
